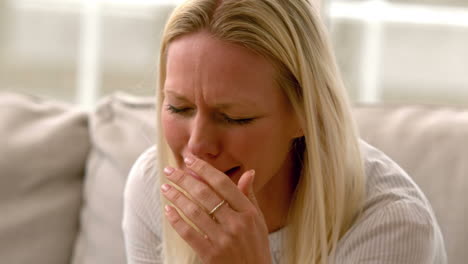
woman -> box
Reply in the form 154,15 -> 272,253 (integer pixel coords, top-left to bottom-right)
123,0 -> 447,263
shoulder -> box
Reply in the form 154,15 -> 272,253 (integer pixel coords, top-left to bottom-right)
359,140 -> 431,213
123,145 -> 162,236
334,141 -> 447,263
122,146 -> 164,262
127,145 -> 158,185
124,146 -> 160,211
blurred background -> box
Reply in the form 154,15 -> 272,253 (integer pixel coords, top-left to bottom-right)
0,0 -> 467,109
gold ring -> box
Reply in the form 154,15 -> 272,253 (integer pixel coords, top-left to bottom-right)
208,200 -> 226,216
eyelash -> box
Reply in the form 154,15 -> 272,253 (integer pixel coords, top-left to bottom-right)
165,105 -> 255,125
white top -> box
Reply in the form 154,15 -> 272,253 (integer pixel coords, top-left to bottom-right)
122,141 -> 447,263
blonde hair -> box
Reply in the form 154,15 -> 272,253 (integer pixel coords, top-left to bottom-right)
155,0 -> 365,263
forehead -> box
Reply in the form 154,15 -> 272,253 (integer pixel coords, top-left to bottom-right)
164,31 -> 283,105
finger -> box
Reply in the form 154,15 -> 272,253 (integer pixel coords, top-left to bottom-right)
237,170 -> 261,210
161,183 -> 220,238
164,204 -> 212,254
184,155 -> 252,212
164,167 -> 226,214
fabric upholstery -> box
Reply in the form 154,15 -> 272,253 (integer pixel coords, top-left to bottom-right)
354,104 -> 468,263
71,93 -> 156,264
1,91 -> 465,264
0,92 -> 89,264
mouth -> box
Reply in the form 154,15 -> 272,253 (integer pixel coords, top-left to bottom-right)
224,166 -> 241,178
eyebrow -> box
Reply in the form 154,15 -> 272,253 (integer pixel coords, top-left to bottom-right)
165,90 -> 189,102
164,89 -> 256,110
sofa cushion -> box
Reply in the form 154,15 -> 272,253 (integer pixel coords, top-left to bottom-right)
354,104 -> 468,264
70,94 -> 467,264
71,92 -> 156,264
0,92 -> 89,264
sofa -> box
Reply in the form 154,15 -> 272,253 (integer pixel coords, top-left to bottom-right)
0,91 -> 466,264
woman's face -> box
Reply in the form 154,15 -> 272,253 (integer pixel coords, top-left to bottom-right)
161,31 -> 301,194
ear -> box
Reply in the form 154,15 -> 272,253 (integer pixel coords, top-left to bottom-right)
290,115 -> 304,139
293,127 -> 304,139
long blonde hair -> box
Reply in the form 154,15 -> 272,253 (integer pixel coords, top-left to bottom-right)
155,0 -> 365,263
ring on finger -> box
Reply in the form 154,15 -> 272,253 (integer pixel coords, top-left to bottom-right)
208,200 -> 226,218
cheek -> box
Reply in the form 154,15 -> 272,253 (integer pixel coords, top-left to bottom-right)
227,123 -> 288,160
161,112 -> 187,154
228,123 -> 292,187
224,127 -> 260,154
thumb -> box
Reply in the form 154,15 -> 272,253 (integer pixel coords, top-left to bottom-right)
237,169 -> 260,210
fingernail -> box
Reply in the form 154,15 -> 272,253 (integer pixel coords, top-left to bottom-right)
164,205 -> 172,212
184,156 -> 195,165
163,167 -> 174,175
161,184 -> 171,192
249,169 -> 256,177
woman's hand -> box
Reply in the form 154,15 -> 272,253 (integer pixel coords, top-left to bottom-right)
161,156 -> 272,264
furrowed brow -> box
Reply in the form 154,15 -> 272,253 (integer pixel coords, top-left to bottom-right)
164,89 -> 190,102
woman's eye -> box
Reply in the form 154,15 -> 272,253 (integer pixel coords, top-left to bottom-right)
222,114 -> 255,125
166,105 -> 192,115
166,104 -> 254,125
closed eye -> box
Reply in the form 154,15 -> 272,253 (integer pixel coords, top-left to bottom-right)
166,104 -> 256,125
166,104 -> 192,115
222,114 -> 255,125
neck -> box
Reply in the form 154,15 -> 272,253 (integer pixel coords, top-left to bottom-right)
256,153 -> 299,233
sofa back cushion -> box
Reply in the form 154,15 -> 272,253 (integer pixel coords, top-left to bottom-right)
70,92 -> 467,264
71,93 -> 156,264
354,105 -> 468,264
0,92 -> 90,264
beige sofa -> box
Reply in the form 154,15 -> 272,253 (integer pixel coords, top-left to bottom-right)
0,92 -> 466,264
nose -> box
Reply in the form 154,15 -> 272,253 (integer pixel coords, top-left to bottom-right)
187,114 -> 220,160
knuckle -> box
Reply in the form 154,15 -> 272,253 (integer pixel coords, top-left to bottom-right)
170,189 -> 183,202
167,209 -> 181,224
204,256 -> 214,264
187,203 -> 203,219
212,177 -> 226,189
196,160 -> 209,173
203,251 -> 218,264
178,225 -> 192,239
230,220 -> 247,234
234,210 -> 257,229
229,223 -> 242,234
245,208 -> 259,219
193,186 -> 213,201
218,234 -> 233,251
171,170 -> 185,184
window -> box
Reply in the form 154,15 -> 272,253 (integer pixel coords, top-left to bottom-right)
0,0 -> 177,108
1,0 -> 467,107
328,0 -> 468,106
